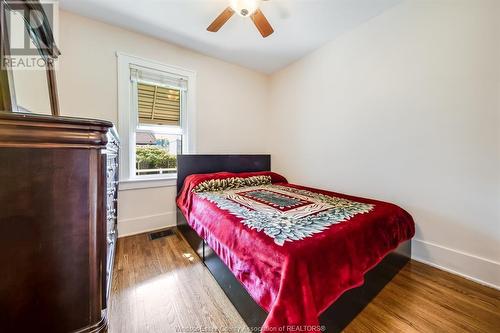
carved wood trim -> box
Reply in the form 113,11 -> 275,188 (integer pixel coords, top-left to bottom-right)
0,112 -> 112,148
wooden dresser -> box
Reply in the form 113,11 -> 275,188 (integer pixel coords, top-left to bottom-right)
0,111 -> 119,332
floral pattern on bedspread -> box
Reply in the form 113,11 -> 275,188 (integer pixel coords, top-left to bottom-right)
196,184 -> 374,246
192,175 -> 272,193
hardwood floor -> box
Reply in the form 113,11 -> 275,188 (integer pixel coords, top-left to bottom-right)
108,230 -> 500,333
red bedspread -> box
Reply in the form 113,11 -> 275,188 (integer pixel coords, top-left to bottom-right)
177,171 -> 414,332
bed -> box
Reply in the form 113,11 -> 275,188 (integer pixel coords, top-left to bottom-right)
176,154 -> 414,332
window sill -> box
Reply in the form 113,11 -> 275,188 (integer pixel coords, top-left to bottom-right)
119,177 -> 177,191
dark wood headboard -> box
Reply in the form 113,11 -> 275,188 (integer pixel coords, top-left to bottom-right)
176,154 -> 271,193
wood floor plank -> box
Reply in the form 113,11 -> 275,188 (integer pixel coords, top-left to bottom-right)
108,231 -> 500,333
109,231 -> 247,333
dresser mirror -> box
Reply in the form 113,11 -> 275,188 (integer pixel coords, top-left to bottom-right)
0,0 -> 60,115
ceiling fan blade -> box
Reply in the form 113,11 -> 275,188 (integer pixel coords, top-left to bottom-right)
207,7 -> 235,32
250,9 -> 274,38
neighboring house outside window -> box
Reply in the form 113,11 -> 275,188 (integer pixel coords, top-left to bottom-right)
117,53 -> 196,189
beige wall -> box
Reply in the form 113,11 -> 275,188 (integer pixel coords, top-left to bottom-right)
12,67 -> 52,115
56,10 -> 270,236
269,0 -> 500,288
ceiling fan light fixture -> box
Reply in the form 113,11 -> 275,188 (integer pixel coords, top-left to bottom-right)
207,0 -> 273,38
230,0 -> 261,17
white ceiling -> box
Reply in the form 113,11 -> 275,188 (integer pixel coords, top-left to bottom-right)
58,0 -> 401,74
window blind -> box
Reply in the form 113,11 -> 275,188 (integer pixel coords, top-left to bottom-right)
130,66 -> 187,90
131,66 -> 186,127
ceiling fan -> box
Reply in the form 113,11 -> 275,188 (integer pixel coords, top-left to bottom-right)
207,0 -> 274,38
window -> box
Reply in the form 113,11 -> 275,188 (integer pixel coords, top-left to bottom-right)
132,72 -> 184,178
117,53 -> 196,188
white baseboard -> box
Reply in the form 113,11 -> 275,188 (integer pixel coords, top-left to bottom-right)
118,211 -> 176,237
412,238 -> 500,290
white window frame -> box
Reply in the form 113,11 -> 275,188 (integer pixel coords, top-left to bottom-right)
117,52 -> 196,190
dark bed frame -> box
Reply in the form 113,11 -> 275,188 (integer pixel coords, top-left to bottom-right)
176,154 -> 411,332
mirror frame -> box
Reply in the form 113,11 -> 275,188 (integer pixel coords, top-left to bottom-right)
0,0 -> 60,115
